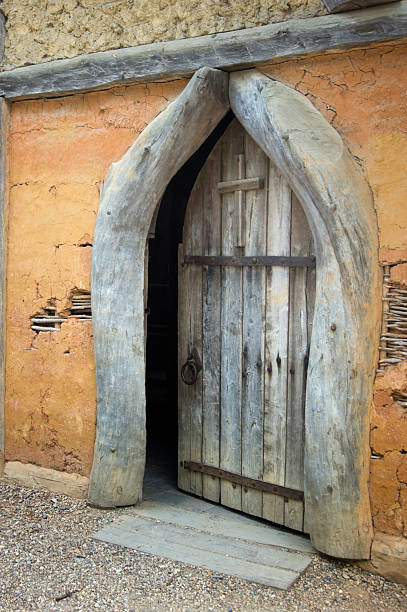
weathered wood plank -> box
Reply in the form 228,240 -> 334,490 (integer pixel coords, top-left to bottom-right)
284,194 -> 314,531
220,120 -> 244,512
0,12 -> 4,67
230,70 -> 380,558
218,177 -> 264,194
0,99 -> 9,475
201,146 -> 222,503
177,244 -> 191,494
241,130 -> 267,518
181,179 -> 204,498
126,500 -> 314,553
94,515 -> 304,589
100,513 -> 312,573
88,67 -> 229,509
323,0 -> 397,14
183,255 -> 315,267
1,2 -> 407,100
262,163 -> 292,526
303,215 -> 316,536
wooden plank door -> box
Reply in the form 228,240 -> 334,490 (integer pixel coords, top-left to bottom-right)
178,119 -> 315,532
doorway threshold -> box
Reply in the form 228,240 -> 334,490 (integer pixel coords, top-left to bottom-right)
92,483 -> 315,590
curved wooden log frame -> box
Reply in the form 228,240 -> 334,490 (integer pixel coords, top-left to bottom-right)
89,66 -> 381,559
88,67 -> 230,509
230,70 -> 381,558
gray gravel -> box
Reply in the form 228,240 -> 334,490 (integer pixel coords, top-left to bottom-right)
1,479 -> 406,611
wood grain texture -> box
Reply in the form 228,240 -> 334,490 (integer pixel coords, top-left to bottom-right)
230,70 -> 381,559
201,148 -> 222,503
220,121 -> 244,512
0,99 -> 9,474
323,0 -> 397,14
241,131 -> 267,519
127,497 -> 314,553
262,164 -> 292,527
177,245 -> 191,494
284,195 -> 314,531
88,67 -> 230,508
1,2 -> 407,100
180,120 -> 310,532
180,171 -> 204,498
94,514 -> 309,589
0,11 -> 4,67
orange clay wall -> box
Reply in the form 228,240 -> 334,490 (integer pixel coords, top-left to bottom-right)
5,79 -> 186,476
5,42 -> 407,540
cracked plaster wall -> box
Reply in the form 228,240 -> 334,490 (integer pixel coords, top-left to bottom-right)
5,79 -> 187,476
4,42 -> 407,548
0,0 -> 325,70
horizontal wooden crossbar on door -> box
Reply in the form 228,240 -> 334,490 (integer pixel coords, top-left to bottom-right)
183,461 -> 304,502
183,255 -> 316,267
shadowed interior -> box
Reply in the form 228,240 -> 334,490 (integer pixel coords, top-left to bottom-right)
144,112 -> 234,492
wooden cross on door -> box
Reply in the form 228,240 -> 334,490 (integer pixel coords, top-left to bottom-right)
218,154 -> 264,248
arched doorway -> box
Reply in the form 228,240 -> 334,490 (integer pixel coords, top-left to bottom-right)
88,67 -> 381,559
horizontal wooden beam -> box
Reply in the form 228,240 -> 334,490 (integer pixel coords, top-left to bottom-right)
218,177 -> 264,193
0,1 -> 407,100
183,255 -> 316,267
323,0 -> 398,14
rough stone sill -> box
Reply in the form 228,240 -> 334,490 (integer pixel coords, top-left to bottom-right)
358,532 -> 407,584
2,461 -> 89,499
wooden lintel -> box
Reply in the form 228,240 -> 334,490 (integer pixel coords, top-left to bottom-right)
218,176 -> 264,193
323,0 -> 398,14
0,1 -> 407,100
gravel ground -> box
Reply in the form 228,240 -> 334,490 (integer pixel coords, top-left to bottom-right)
1,480 -> 406,611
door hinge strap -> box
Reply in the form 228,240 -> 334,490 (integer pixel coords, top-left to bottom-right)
183,461 -> 304,501
183,255 -> 315,268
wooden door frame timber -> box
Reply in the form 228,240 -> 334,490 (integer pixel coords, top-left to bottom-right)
0,100 -> 8,475
0,1 -> 406,100
322,0 -> 398,14
87,66 -> 380,559
230,70 -> 380,558
87,67 -> 230,510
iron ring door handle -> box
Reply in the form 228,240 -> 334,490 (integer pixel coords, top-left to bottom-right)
181,359 -> 198,385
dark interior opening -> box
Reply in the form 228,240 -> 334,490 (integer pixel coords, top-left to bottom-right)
144,111 -> 234,495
